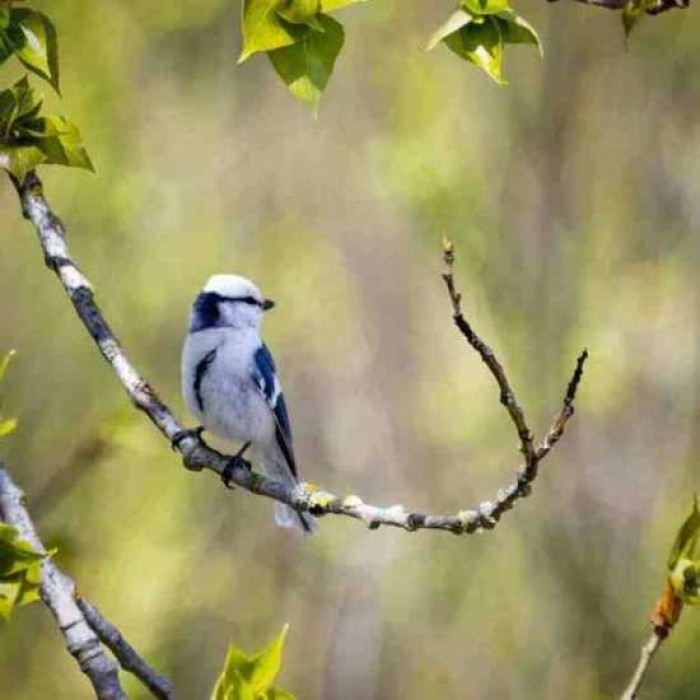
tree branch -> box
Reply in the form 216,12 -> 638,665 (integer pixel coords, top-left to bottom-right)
76,598 -> 173,700
0,464 -> 173,699
10,171 -> 587,535
0,465 -> 125,699
620,631 -> 665,700
550,0 -> 689,14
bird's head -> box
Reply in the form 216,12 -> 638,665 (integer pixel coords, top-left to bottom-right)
189,274 -> 275,333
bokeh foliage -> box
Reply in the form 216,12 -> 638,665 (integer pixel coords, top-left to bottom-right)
1,1 -> 700,698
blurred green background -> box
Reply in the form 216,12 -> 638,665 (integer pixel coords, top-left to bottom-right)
2,1 -> 700,697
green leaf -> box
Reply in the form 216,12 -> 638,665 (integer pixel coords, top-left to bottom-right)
0,141 -> 44,179
496,10 -> 542,56
0,523 -> 45,621
268,14 -> 344,110
277,0 -> 324,31
211,625 -> 294,700
6,9 -> 59,92
444,16 -> 506,85
668,496 -> 700,571
239,0 -> 310,63
622,0 -> 653,38
320,0 -> 366,10
0,350 -> 16,440
0,349 -> 15,383
0,419 -> 17,438
0,76 -> 42,138
425,9 -> 473,52
462,0 -> 511,16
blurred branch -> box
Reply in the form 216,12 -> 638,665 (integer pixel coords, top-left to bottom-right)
10,171 -> 587,535
0,464 -> 173,700
621,631 -> 665,700
76,598 -> 174,700
550,0 -> 689,14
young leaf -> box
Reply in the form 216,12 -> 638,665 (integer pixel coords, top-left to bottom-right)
268,14 -> 344,111
0,349 -> 15,383
496,10 -> 542,56
462,0 -> 511,16
668,496 -> 700,571
277,0 -> 324,31
320,0 -> 366,10
6,9 -> 59,92
0,349 -> 16,440
444,17 -> 506,85
239,0 -> 310,63
210,625 -> 294,700
425,9 -> 473,52
0,523 -> 45,621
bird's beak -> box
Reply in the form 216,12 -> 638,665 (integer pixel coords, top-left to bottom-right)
263,299 -> 275,311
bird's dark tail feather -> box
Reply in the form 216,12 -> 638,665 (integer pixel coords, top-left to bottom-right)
274,502 -> 318,535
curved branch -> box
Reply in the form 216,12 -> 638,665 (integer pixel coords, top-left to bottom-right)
0,465 -> 173,699
10,171 -> 587,535
76,598 -> 173,700
0,466 -> 125,699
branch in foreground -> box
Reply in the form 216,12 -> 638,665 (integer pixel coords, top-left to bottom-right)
11,171 -> 587,534
620,631 -> 665,700
0,465 -> 172,700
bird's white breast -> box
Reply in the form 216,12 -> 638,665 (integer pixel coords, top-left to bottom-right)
182,328 -> 274,448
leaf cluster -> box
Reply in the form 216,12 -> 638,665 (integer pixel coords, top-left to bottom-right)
0,77 -> 92,180
211,625 -> 295,700
0,523 -> 45,620
0,3 -> 58,91
426,0 -> 541,85
0,350 -> 16,440
667,496 -> 700,606
0,2 -> 92,179
239,0 -> 365,111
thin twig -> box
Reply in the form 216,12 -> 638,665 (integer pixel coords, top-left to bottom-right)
442,239 -> 536,471
77,598 -> 174,700
620,631 -> 665,700
10,171 -> 587,535
0,464 -> 173,699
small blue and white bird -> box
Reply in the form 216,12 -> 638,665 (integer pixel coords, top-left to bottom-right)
181,274 -> 317,534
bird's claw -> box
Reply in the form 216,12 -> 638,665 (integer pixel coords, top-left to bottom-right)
171,426 -> 205,451
221,442 -> 252,489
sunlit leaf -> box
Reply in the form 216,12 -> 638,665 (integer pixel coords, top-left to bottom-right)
277,0 -> 324,31
622,0 -> 653,37
496,10 -> 542,56
668,496 -> 700,571
425,9 -> 473,52
0,349 -> 15,383
211,625 -> 294,700
269,14 -> 344,111
444,16 -> 506,85
239,0 -> 310,63
6,9 -> 59,92
320,0 -> 366,10
0,523 -> 45,621
462,0 -> 511,16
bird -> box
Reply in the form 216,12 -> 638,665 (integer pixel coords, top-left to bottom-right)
180,274 -> 318,535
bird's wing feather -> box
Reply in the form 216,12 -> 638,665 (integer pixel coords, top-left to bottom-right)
251,344 -> 298,478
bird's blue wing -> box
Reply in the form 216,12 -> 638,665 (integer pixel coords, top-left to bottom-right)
252,344 -> 297,477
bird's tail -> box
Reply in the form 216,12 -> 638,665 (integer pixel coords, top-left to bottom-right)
262,455 -> 318,536
274,502 -> 318,535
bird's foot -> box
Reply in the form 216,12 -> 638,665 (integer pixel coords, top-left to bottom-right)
171,426 -> 205,451
221,442 -> 252,489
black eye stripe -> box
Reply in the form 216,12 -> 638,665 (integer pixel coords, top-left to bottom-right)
214,293 -> 261,307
